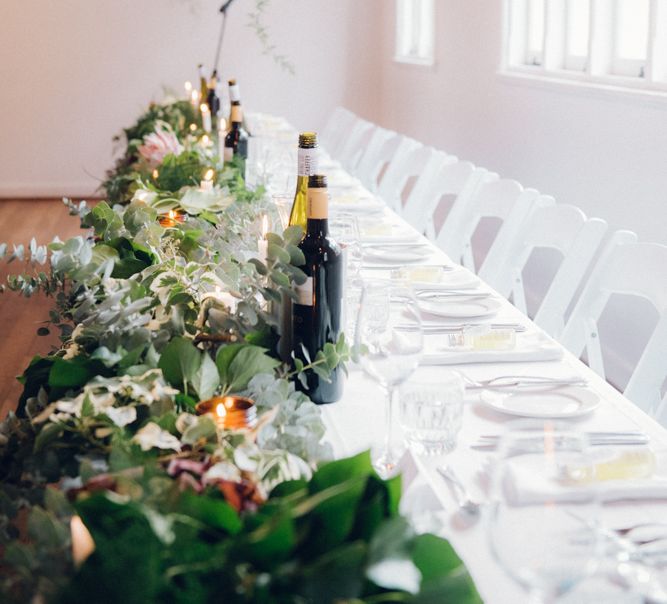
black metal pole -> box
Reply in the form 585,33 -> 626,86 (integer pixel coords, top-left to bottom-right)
213,0 -> 238,77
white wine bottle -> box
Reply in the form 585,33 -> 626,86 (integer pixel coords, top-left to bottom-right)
288,132 -> 318,230
291,174 -> 344,404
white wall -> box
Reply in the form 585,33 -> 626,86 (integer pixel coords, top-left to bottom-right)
374,0 -> 667,244
0,0 -> 381,198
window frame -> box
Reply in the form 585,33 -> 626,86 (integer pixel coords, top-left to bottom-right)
501,0 -> 667,97
394,0 -> 436,67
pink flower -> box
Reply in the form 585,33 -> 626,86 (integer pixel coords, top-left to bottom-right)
138,125 -> 183,168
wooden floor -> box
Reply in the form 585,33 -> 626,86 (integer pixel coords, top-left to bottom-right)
0,199 -> 94,418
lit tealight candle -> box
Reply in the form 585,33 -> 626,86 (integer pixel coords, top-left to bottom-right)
200,168 -> 215,192
258,214 -> 269,264
195,395 -> 257,430
70,515 -> 95,567
200,103 -> 212,133
158,209 -> 187,228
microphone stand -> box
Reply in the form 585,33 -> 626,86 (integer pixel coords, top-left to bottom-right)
212,0 -> 237,78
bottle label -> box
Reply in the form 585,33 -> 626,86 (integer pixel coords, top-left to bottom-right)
229,84 -> 241,103
224,146 -> 233,162
307,189 -> 329,220
294,277 -> 313,306
297,148 -> 318,177
230,105 -> 242,123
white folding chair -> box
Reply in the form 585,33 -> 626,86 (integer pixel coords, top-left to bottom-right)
402,160 -> 480,235
560,232 -> 667,420
337,119 -> 376,173
355,128 -> 403,193
377,142 -> 448,214
436,178 -> 538,273
319,107 -> 357,160
479,199 -> 608,335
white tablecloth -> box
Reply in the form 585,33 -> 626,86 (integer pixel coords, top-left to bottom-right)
252,114 -> 667,602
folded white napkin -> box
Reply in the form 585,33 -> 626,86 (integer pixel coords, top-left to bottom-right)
504,449 -> 667,504
421,332 -> 563,365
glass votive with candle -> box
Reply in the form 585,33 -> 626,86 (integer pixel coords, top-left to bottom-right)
195,395 -> 257,430
200,169 -> 215,192
158,209 -> 187,228
200,103 -> 212,133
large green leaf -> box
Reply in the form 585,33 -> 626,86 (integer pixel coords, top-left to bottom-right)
57,495 -> 162,604
158,337 -> 202,394
191,353 -> 219,400
216,344 -> 279,394
297,541 -> 367,600
309,450 -> 373,493
180,491 -> 242,535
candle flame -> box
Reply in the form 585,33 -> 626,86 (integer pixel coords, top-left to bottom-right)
202,134 -> 210,146
215,403 -> 227,418
168,209 -> 176,220
152,169 -> 159,179
71,515 -> 95,567
261,215 -> 269,237
191,90 -> 199,104
218,118 -> 227,132
204,168 -> 214,182
200,103 -> 210,114
184,80 -> 193,93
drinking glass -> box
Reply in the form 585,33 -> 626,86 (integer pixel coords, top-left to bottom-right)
355,279 -> 423,477
489,421 -> 600,603
329,213 -> 363,278
399,371 -> 464,455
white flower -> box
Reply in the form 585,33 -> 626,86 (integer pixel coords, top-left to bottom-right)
132,423 -> 182,452
179,188 -> 233,215
203,461 -> 242,484
104,406 -> 137,427
131,189 -> 158,205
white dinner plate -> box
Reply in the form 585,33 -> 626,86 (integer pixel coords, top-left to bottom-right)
363,247 -> 431,263
418,296 -> 502,319
480,386 -> 600,419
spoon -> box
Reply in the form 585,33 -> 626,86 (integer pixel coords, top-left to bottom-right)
437,466 -> 481,525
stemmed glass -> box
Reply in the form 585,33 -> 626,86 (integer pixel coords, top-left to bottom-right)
329,213 -> 363,279
488,421 -> 600,603
355,279 -> 423,477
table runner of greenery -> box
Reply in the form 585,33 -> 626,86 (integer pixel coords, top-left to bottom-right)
0,95 -> 480,603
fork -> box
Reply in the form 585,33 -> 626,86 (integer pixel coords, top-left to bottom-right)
462,374 -> 588,390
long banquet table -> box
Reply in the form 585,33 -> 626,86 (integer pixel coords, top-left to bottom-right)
250,113 -> 667,602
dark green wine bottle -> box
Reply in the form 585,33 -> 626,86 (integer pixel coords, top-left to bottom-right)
291,174 -> 344,404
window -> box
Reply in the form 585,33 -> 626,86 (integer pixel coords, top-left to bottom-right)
503,0 -> 667,94
395,0 -> 435,66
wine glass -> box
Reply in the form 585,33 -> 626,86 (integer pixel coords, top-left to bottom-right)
329,213 -> 363,278
488,421 -> 600,603
355,279 -> 423,477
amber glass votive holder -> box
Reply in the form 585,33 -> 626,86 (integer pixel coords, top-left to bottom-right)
157,209 -> 188,227
195,395 -> 257,430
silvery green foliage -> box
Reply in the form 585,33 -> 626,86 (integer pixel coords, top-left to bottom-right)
246,374 -> 333,464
